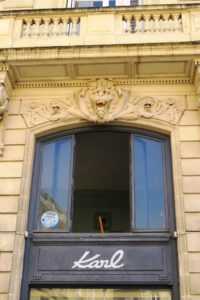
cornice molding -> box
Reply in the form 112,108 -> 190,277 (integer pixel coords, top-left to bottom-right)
22,79 -> 185,128
15,78 -> 192,89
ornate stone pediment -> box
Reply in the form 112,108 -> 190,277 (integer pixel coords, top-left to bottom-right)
22,79 -> 185,127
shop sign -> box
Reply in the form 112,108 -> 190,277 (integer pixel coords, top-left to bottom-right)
72,249 -> 124,269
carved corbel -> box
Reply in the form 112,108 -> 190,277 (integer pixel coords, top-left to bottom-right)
0,83 -> 9,119
0,83 -> 9,155
194,60 -> 200,108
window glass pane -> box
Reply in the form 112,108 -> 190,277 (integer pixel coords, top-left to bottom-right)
30,288 -> 172,299
37,137 -> 73,230
132,136 -> 165,229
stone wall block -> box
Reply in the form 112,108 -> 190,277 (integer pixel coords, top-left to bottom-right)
0,179 -> 21,195
180,142 -> 200,158
0,196 -> 18,213
0,215 -> 17,231
184,194 -> 200,212
179,111 -> 200,125
4,130 -> 27,146
0,234 -> 15,251
185,213 -> 200,231
0,162 -> 23,178
187,233 -> 200,252
190,274 -> 200,294
6,116 -> 27,130
0,146 -> 24,161
0,274 -> 10,293
181,159 -> 200,175
0,253 -> 12,271
183,176 -> 200,193
179,126 -> 200,141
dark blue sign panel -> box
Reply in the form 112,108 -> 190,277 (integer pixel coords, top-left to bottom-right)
29,242 -> 172,284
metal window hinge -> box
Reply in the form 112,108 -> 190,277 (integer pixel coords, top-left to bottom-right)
24,231 -> 29,239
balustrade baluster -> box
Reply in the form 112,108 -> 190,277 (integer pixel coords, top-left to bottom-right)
57,19 -> 63,36
70,17 -> 78,35
35,19 -> 42,36
52,18 -> 59,36
42,18 -> 50,36
160,15 -> 166,32
23,20 -> 31,38
134,15 -> 141,33
31,20 -> 37,37
174,14 -> 181,32
154,14 -> 160,32
144,14 -> 150,33
124,15 -> 132,34
169,15 -> 174,32
164,14 -> 170,32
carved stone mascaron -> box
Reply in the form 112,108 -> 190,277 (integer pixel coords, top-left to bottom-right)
23,79 -> 185,127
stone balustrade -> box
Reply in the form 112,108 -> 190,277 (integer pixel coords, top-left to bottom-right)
22,17 -> 80,38
0,5 -> 199,48
122,13 -> 183,34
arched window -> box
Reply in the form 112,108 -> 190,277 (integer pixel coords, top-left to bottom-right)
21,127 -> 178,300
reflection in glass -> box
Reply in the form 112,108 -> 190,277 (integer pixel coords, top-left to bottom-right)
132,136 -> 165,229
30,288 -> 171,299
37,137 -> 73,230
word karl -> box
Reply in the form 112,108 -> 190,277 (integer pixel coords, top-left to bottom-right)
72,250 -> 124,269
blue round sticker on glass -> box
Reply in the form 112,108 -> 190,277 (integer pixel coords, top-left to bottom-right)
41,211 -> 59,228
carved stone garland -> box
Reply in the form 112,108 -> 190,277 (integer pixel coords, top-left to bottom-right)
23,79 -> 185,128
0,83 -> 9,155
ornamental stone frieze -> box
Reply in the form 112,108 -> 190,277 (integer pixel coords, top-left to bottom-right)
22,79 -> 185,128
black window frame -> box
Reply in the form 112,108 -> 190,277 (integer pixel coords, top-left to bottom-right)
29,126 -> 175,235
21,125 -> 179,300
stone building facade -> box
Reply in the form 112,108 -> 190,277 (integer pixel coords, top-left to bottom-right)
1,0 -> 200,299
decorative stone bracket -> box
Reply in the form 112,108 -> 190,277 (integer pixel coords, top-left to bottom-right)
194,61 -> 200,108
0,83 -> 9,119
22,79 -> 185,128
0,83 -> 9,155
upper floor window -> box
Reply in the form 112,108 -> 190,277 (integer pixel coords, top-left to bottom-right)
31,129 -> 172,234
66,0 -> 139,7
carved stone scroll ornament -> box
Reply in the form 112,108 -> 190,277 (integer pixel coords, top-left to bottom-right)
22,79 -> 185,127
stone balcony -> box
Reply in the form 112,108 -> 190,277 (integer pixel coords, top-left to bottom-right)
0,4 -> 200,49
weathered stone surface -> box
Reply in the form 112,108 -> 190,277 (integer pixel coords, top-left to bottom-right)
179,126 -> 200,142
4,130 -> 27,145
0,146 -> 24,161
180,142 -> 200,158
0,162 -> 23,178
0,196 -> 18,213
186,213 -> 200,231
181,159 -> 200,175
0,179 -> 21,195
190,274 -> 200,294
0,233 -> 15,251
0,214 -> 17,231
0,274 -> 10,293
184,194 -> 200,212
0,253 -> 12,271
183,176 -> 200,193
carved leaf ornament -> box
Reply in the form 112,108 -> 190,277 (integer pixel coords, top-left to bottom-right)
23,79 -> 184,127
